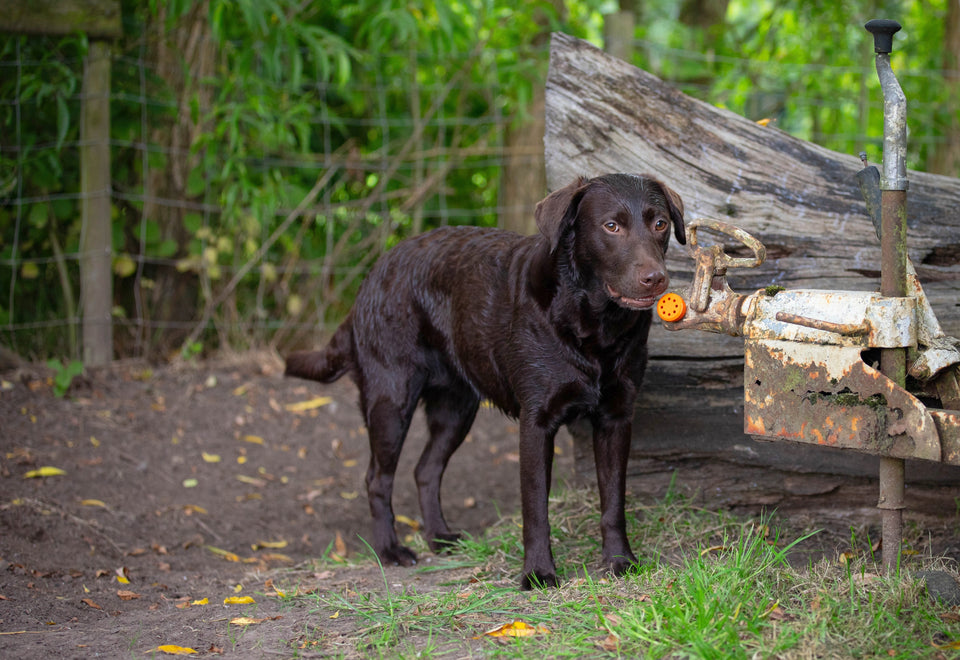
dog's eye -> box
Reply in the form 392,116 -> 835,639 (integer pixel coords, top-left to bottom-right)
604,221 -> 620,233
654,219 -> 668,231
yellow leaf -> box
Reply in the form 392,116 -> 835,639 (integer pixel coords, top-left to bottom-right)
699,545 -> 728,557
330,611 -> 340,619
395,514 -> 420,531
116,576 -> 130,585
182,478 -> 198,488
90,436 -> 100,447
191,598 -> 208,605
252,539 -> 288,550
206,546 -> 241,562
223,596 -> 255,605
284,397 -> 332,412
233,584 -> 243,593
483,620 -> 550,638
233,383 -> 252,396
230,616 -> 268,626
155,645 -> 199,655
201,452 -> 221,463
339,491 -> 359,500
242,434 -> 265,445
182,504 -> 207,515
260,553 -> 294,564
81,499 -> 107,508
23,466 -> 66,479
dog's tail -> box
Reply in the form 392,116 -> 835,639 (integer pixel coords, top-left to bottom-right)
284,312 -> 355,383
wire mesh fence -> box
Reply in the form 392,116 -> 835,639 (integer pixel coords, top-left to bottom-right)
0,32 -> 953,362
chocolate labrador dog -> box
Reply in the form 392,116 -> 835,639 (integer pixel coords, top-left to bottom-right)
285,173 -> 685,589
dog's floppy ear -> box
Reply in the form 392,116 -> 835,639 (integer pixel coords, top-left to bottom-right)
535,176 -> 588,253
659,180 -> 686,245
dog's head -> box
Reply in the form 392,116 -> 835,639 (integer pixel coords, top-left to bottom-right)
534,173 -> 686,311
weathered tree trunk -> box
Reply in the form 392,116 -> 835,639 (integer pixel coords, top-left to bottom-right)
545,33 -> 960,482
140,1 -> 215,356
930,0 -> 960,178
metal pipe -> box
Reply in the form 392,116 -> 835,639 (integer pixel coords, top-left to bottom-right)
866,18 -> 908,573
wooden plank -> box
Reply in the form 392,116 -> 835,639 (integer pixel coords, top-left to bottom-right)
80,40 -> 113,365
1,0 -> 122,39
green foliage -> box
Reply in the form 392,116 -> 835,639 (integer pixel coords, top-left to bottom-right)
47,358 -> 84,397
2,0 -> 957,358
633,0 -> 953,170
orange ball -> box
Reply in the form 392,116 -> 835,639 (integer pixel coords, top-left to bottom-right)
657,292 -> 687,322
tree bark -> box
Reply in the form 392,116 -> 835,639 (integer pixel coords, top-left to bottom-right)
140,1 -> 215,355
930,0 -> 960,177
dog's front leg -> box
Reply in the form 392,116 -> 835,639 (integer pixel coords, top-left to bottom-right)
518,413 -> 558,589
593,418 -> 638,576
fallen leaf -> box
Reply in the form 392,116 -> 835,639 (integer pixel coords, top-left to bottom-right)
236,475 -> 267,487
339,491 -> 359,500
23,466 -> 66,479
81,499 -> 107,508
395,514 -> 420,531
182,478 -> 198,488
201,452 -> 221,463
242,435 -> 265,445
252,539 -> 288,550
482,620 -> 550,638
81,598 -> 102,610
192,598 -> 209,606
117,590 -> 141,600
183,504 -> 207,515
230,616 -> 268,625
933,639 -> 960,650
284,397 -> 332,412
598,633 -> 620,652
155,645 -> 199,655
699,545 -> 728,556
206,546 -> 241,562
260,552 -> 294,564
223,596 -> 256,605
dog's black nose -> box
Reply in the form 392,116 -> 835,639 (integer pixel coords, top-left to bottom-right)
640,270 -> 666,289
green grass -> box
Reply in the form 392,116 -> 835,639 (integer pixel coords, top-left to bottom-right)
279,482 -> 958,659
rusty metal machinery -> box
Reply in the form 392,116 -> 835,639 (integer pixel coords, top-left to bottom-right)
657,19 -> 960,572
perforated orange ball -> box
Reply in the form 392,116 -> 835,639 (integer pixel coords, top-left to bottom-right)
657,292 -> 687,322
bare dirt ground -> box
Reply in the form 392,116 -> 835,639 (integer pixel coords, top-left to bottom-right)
2,354 -> 959,658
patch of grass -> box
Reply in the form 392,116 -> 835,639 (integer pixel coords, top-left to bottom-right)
282,482 -> 957,658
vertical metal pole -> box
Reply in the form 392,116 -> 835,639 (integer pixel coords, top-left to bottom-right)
80,39 -> 113,365
866,19 -> 907,573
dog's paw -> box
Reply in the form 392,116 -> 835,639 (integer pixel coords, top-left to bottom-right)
605,552 -> 640,577
428,532 -> 462,554
520,570 -> 559,590
379,544 -> 418,567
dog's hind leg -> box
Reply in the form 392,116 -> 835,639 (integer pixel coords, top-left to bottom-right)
416,385 -> 481,553
362,371 -> 425,566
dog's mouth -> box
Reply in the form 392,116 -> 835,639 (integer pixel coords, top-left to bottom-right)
605,284 -> 662,311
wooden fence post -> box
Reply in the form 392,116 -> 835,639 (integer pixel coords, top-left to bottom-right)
80,38 -> 113,366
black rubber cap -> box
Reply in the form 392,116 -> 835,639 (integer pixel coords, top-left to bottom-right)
865,19 -> 902,54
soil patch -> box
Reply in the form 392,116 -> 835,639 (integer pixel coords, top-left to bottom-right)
1,355 -> 959,657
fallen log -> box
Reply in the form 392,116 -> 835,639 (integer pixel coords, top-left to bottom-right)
545,32 -> 960,482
